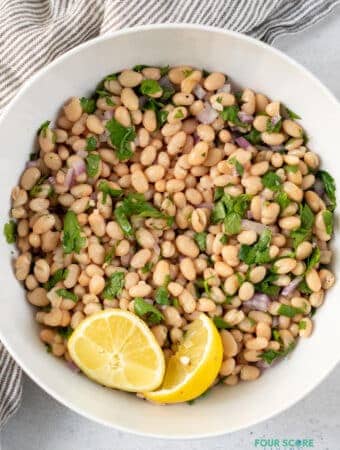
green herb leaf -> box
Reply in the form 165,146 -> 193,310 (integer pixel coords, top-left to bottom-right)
194,232 -> 207,252
104,247 -> 115,264
290,228 -> 312,249
219,234 -> 228,244
261,342 -> 295,364
298,320 -> 307,330
134,297 -> 164,325
86,153 -> 100,178
4,220 -> 17,243
104,73 -> 118,81
155,286 -> 170,305
243,129 -> 262,145
298,279 -> 312,295
255,272 -> 280,297
157,110 -> 169,127
106,118 -> 136,161
140,79 -> 162,96
114,205 -> 133,237
102,271 -> 125,299
229,157 -> 244,176
44,268 -> 69,291
62,211 -> 86,254
133,64 -> 149,72
300,204 -> 315,229
285,165 -> 299,173
98,180 -> 123,204
57,326 -> 73,339
224,212 -> 242,235
278,304 -> 304,318
262,171 -> 282,191
275,191 -> 290,211
317,170 -> 336,211
266,117 -> 282,133
37,120 -> 51,136
239,229 -> 272,265
29,176 -> 50,198
86,136 -> 97,151
272,329 -> 281,342
56,288 -> 78,302
141,262 -> 154,274
160,65 -> 170,76
305,247 -> 320,272
323,210 -> 333,235
220,105 -> 246,127
174,109 -> 184,119
213,317 -> 232,329
80,97 -> 96,114
214,187 -> 224,201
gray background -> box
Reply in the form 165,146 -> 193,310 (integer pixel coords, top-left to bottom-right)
2,8 -> 340,450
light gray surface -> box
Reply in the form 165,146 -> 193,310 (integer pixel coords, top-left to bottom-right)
2,9 -> 340,450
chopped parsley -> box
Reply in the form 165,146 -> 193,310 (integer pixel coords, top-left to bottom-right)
261,343 -> 295,365
174,109 -> 184,119
97,180 -> 123,204
86,136 -> 97,151
62,211 -> 86,254
317,170 -> 336,211
211,193 -> 250,235
282,105 -> 301,120
140,79 -> 162,96
243,128 -> 262,145
29,176 -> 50,198
220,105 -> 246,128
275,191 -> 290,211
104,247 -> 115,264
134,298 -> 164,325
298,279 -> 312,295
229,157 -> 244,176
278,304 -> 304,318
80,97 -> 96,114
44,268 -> 69,291
155,285 -> 170,305
213,317 -> 232,329
37,120 -> 51,136
85,153 -> 100,178
305,247 -> 320,273
290,204 -> 314,248
285,165 -> 299,173
102,271 -> 125,299
133,64 -> 149,72
323,210 -> 333,235
219,234 -> 228,244
106,117 -> 136,161
262,171 -> 282,191
160,65 -> 170,76
3,220 -> 17,244
266,117 -> 282,133
194,232 -> 207,252
255,272 -> 280,297
298,320 -> 307,330
239,229 -> 272,265
141,262 -> 154,274
56,288 -> 78,302
114,193 -> 173,237
57,326 -> 73,339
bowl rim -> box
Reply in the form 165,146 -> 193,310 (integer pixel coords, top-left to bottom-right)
1,23 -> 340,439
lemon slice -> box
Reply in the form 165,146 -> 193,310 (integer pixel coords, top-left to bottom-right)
67,309 -> 165,392
144,313 -> 223,404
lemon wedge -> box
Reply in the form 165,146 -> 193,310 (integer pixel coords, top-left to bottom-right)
143,313 -> 223,404
67,309 -> 165,392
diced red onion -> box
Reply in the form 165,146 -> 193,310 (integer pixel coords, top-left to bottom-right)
272,316 -> 279,327
197,202 -> 213,209
237,111 -> 253,124
193,84 -> 207,99
48,176 -> 55,185
271,145 -> 285,152
64,168 -> 74,189
281,276 -> 302,297
76,150 -> 87,159
243,293 -> 271,312
246,210 -> 253,220
159,76 -> 175,91
154,243 -> 161,256
256,360 -> 270,370
72,159 -> 86,176
241,219 -> 267,234
313,178 -> 324,197
197,102 -> 218,124
235,136 -> 251,149
103,110 -> 114,120
66,360 -> 80,373
26,160 -> 39,168
271,115 -> 281,126
99,131 -> 108,143
217,83 -> 231,94
90,192 -> 97,201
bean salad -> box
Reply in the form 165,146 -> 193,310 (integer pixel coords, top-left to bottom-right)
4,64 -> 336,391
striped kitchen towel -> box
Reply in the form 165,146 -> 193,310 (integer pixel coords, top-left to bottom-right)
0,0 -> 339,428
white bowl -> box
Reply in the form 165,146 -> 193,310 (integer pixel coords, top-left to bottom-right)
0,24 -> 339,439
